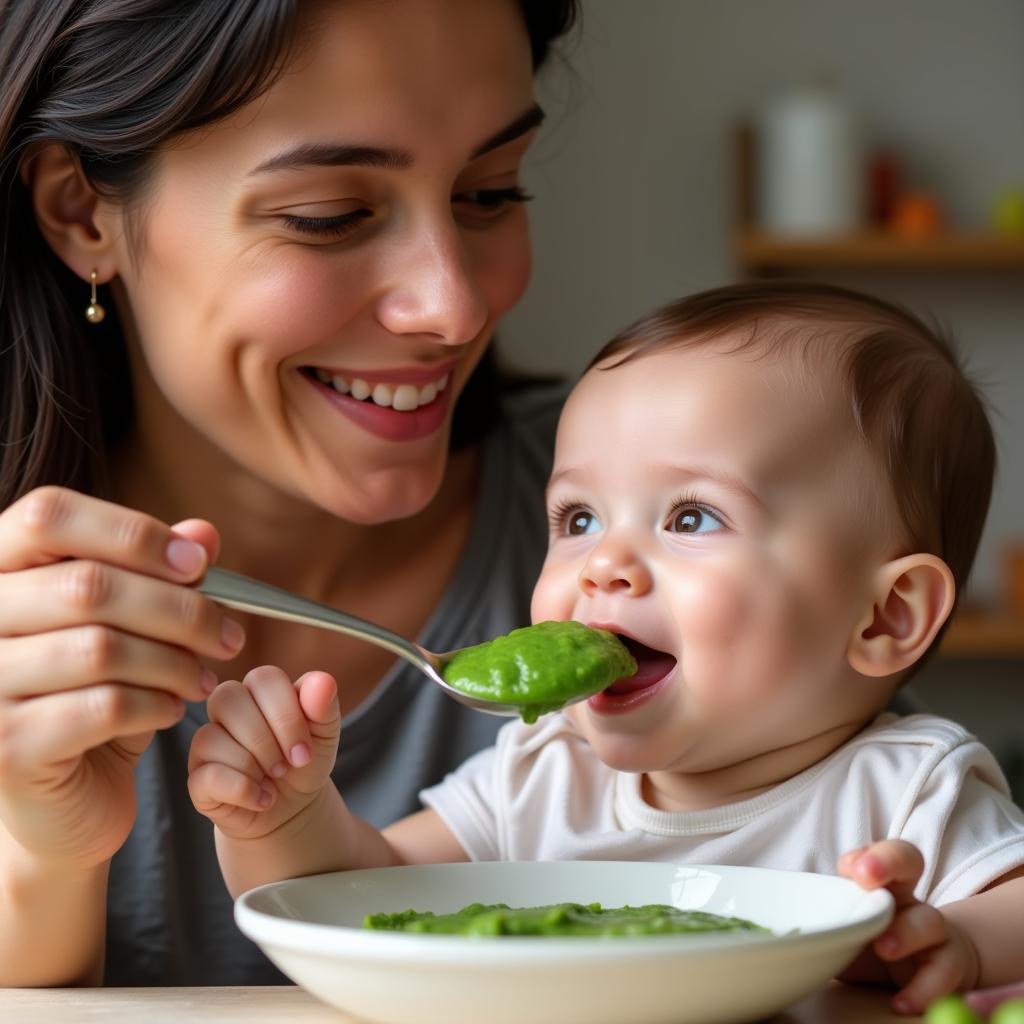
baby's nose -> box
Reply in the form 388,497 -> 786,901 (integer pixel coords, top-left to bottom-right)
578,538 -> 653,597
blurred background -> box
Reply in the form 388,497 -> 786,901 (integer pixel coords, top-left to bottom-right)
500,0 -> 1024,797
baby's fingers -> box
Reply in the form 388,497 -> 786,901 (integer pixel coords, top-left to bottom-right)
188,722 -> 276,816
296,671 -> 340,733
891,943 -> 970,1015
188,761 -> 276,816
843,840 -> 925,905
245,665 -> 314,771
875,902 -> 947,962
207,671 -> 296,780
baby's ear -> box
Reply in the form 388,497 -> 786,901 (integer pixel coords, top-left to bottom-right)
846,554 -> 955,678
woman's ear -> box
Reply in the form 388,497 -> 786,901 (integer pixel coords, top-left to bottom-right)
19,142 -> 117,282
847,553 -> 956,678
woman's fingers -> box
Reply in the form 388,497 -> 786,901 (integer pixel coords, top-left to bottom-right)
1,626 -> 219,703
0,490 -> 241,707
0,560 -> 244,659
0,684 -> 184,771
0,487 -> 214,578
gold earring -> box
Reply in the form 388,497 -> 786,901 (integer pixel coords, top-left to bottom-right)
85,270 -> 106,324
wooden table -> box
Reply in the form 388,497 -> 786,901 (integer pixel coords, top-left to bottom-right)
0,982 -> 915,1022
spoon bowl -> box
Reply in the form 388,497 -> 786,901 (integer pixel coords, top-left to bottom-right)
197,566 -> 593,717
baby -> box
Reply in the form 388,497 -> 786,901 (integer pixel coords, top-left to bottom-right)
188,282 -> 1024,1014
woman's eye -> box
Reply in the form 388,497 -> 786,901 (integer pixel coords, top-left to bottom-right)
281,209 -> 372,239
668,504 -> 724,535
453,186 -> 532,218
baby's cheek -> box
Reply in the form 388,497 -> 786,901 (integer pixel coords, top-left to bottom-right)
530,560 -> 574,624
676,569 -> 809,706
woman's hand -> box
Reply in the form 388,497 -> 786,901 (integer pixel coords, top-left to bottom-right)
0,486 -> 245,870
838,839 -> 981,1015
188,666 -> 340,841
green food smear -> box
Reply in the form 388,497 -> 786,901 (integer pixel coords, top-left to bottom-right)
364,901 -> 770,937
441,621 -> 637,723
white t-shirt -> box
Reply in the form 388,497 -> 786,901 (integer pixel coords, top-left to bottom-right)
421,712 -> 1024,905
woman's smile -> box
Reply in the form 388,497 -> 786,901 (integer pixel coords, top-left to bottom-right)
302,362 -> 455,442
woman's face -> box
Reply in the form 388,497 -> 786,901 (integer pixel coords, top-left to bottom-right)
109,0 -> 537,523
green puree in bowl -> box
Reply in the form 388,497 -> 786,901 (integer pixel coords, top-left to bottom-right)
364,902 -> 769,937
441,620 -> 637,723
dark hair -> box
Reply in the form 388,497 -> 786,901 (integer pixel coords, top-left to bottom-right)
591,282 -> 996,631
0,0 -> 580,507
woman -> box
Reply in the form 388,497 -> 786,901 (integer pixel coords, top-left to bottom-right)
0,0 -> 578,986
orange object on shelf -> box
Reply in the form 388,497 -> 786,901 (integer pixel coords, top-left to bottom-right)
1006,544 -> 1024,617
889,192 -> 943,237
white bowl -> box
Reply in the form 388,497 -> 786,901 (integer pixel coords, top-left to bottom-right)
235,861 -> 893,1024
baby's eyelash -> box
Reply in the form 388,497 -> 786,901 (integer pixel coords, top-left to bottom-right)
667,491 -> 728,529
547,496 -> 589,532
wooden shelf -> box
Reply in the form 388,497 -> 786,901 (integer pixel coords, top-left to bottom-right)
737,229 -> 1024,274
939,610 -> 1024,658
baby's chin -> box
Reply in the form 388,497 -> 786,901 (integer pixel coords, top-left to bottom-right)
564,706 -> 680,774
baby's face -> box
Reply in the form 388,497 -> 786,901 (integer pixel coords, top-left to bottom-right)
532,342 -> 902,777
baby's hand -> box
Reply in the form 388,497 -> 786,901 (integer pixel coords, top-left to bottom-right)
187,666 -> 340,841
838,839 -> 980,1015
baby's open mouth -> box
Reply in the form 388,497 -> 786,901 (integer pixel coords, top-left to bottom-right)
604,636 -> 677,695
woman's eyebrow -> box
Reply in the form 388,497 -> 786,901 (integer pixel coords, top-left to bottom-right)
248,104 -> 545,177
470,103 -> 545,158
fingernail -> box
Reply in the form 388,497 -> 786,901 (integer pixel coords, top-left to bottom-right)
859,853 -> 883,881
166,538 -> 206,575
893,997 -> 911,1014
878,936 -> 897,955
200,669 -> 218,695
221,617 -> 245,652
270,761 -> 288,779
290,743 -> 311,768
258,785 -> 274,808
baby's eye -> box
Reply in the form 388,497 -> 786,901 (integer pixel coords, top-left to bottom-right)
667,504 -> 724,535
550,503 -> 602,537
567,510 -> 601,536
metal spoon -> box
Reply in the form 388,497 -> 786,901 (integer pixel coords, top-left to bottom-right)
196,566 -> 523,716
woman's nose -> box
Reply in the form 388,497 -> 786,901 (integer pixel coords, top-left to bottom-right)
376,221 -> 489,345
579,537 -> 653,598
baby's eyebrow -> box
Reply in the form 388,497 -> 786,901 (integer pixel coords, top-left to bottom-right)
665,463 -> 766,509
547,463 -> 764,509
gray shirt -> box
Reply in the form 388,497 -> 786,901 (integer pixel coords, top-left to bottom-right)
103,385 -> 563,985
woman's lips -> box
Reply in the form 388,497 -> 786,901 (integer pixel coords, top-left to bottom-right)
304,368 -> 454,442
587,636 -> 677,715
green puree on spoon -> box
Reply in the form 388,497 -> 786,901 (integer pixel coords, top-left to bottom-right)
441,620 -> 637,724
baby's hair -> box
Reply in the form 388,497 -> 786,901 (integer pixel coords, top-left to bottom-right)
590,282 -> 996,629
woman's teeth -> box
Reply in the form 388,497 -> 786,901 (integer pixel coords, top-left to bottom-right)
312,369 -> 448,411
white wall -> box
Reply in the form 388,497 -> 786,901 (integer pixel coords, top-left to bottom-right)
500,0 -> 1024,605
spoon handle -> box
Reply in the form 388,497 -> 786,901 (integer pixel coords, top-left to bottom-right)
197,566 -> 431,673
